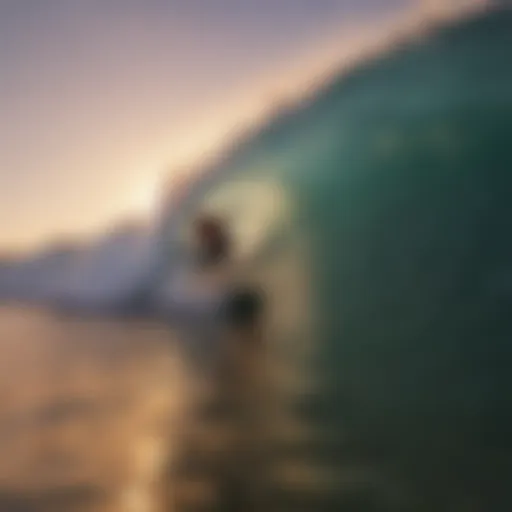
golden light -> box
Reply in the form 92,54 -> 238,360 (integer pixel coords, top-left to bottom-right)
130,176 -> 161,217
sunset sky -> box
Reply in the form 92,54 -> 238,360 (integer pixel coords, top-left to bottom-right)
0,0 -> 482,252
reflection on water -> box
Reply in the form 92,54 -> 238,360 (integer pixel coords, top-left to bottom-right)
0,306 -> 185,512
0,305 -> 318,512
0,304 -> 338,512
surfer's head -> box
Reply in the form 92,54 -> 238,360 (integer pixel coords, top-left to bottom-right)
193,214 -> 230,265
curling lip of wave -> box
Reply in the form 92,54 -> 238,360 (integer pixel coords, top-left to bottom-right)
0,0 -> 497,312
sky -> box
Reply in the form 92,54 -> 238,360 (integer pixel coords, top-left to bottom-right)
0,0 -> 483,253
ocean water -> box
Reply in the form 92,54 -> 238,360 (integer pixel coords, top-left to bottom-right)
0,304 -> 320,512
0,306 -> 183,512
161,7 -> 512,511
2,6 -> 512,512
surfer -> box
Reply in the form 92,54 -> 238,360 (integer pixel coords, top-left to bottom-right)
192,213 -> 263,331
188,213 -> 268,512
